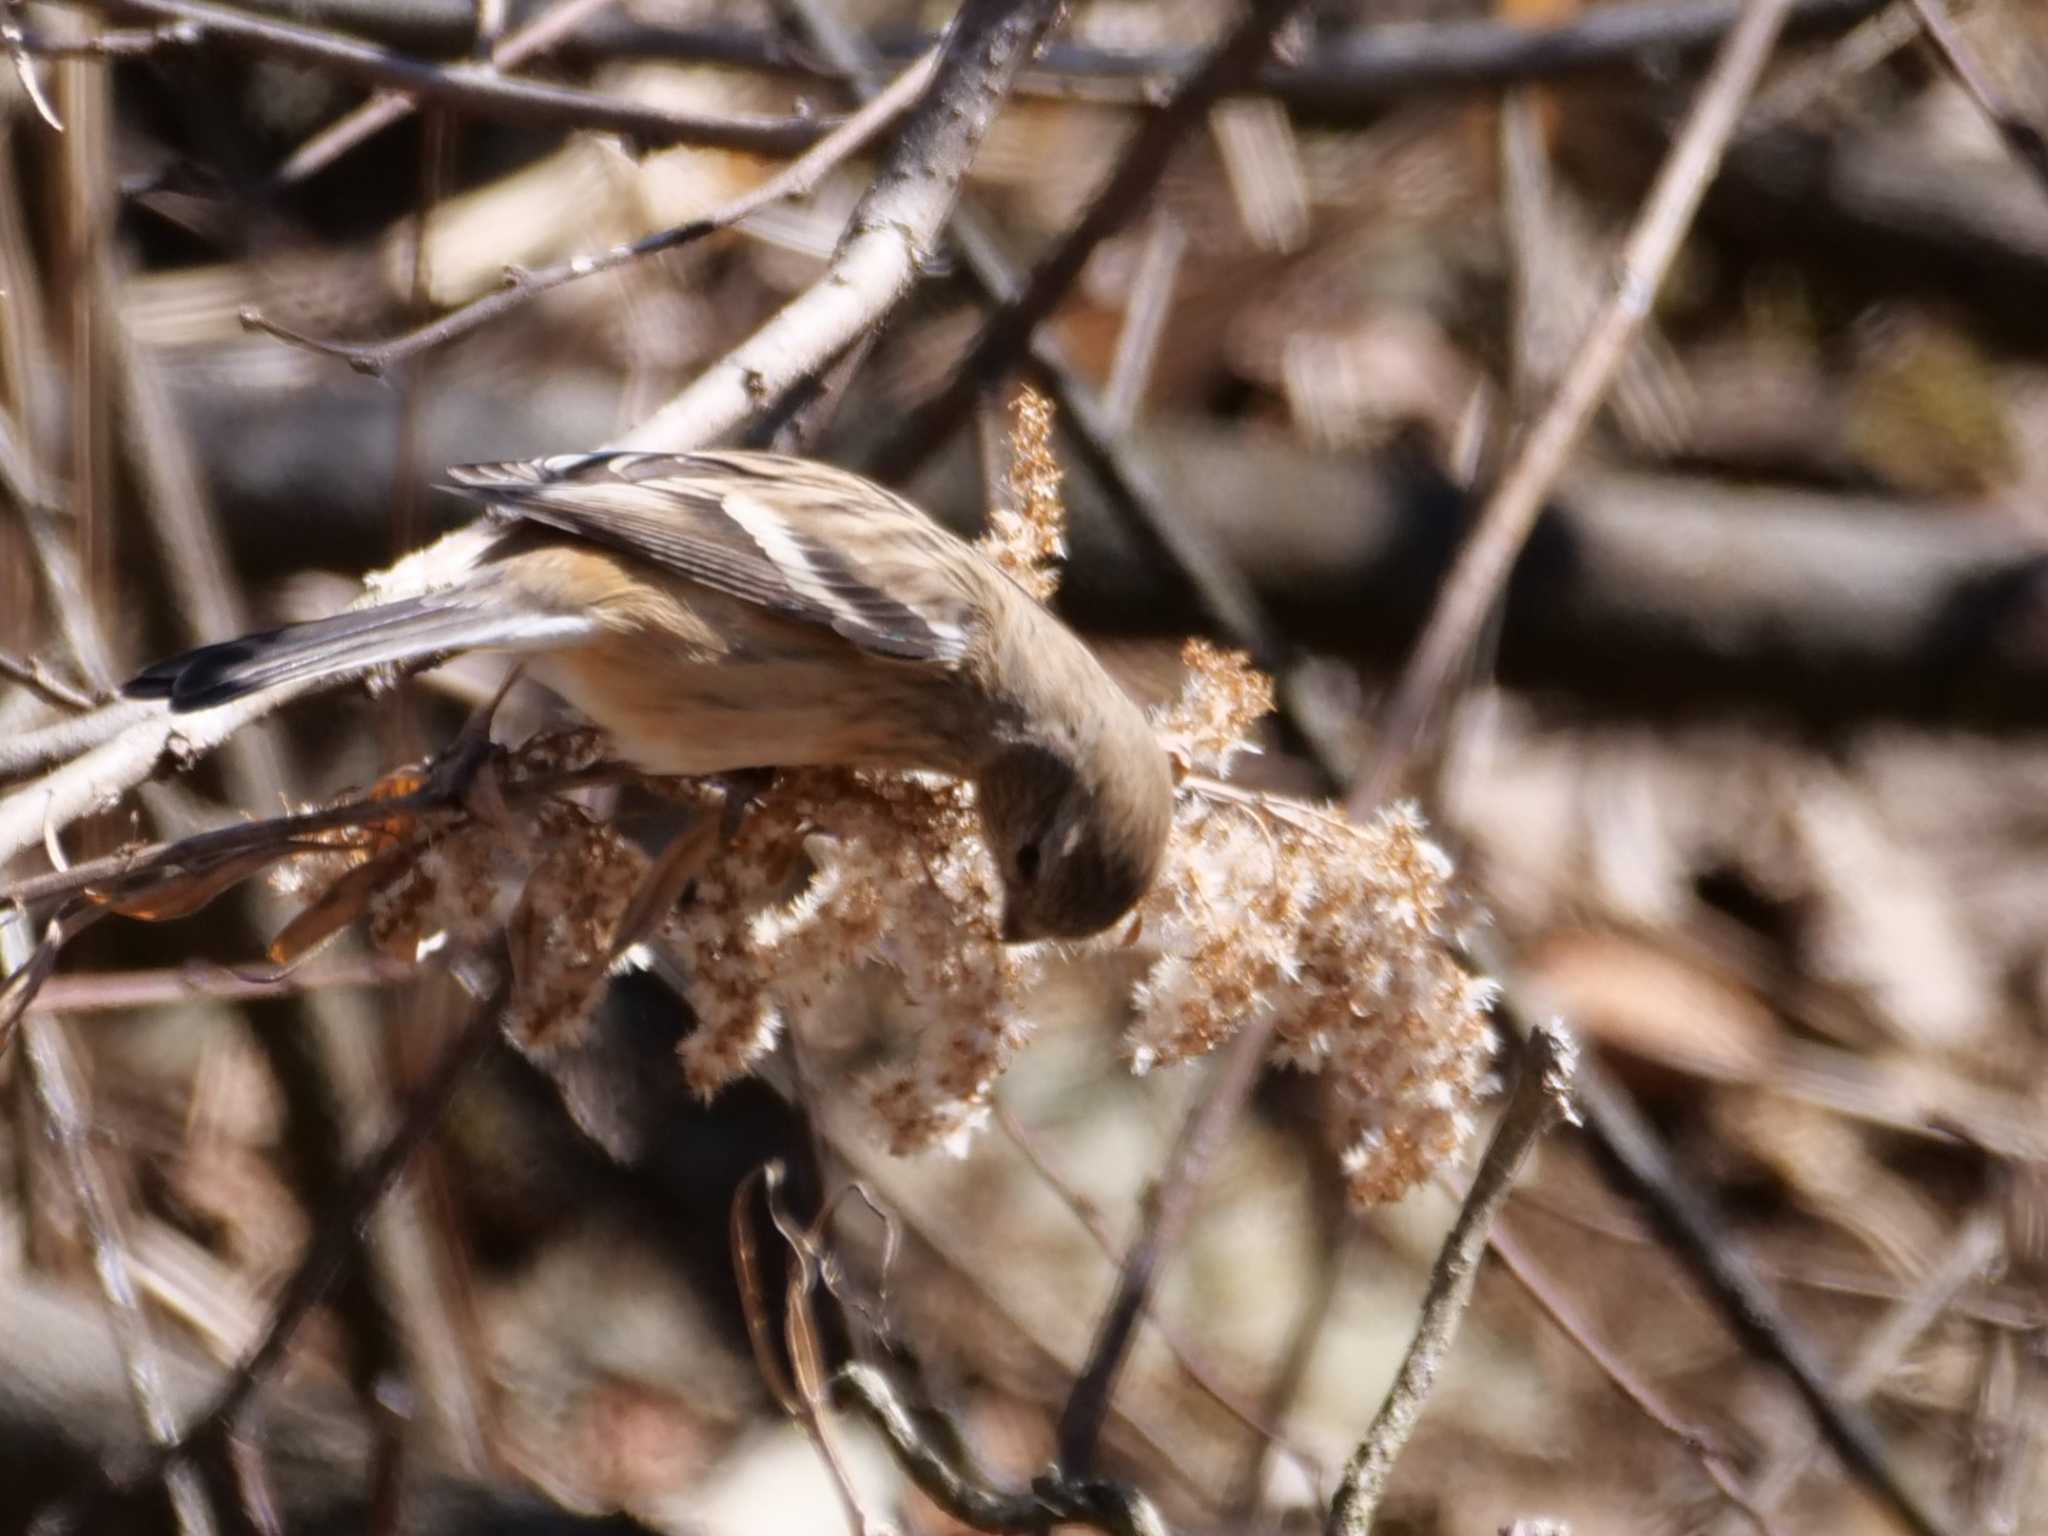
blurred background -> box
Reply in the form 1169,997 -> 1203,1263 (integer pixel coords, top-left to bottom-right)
5,0 -> 2048,1532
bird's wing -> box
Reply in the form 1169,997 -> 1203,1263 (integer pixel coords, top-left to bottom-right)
442,451 -> 982,664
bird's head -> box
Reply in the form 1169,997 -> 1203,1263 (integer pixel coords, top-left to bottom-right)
977,728 -> 1174,943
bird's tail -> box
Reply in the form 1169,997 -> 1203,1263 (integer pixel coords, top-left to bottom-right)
124,595 -> 593,712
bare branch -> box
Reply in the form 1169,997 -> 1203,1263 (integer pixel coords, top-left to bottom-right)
832,1362 -> 1173,1536
88,0 -> 835,153
616,0 -> 1067,451
567,0 -> 1889,114
14,1002 -> 221,1536
1325,1025 -> 1577,1536
1492,954 -> 1969,1536
243,46 -> 939,376
0,648 -> 103,712
271,0 -> 621,186
1351,0 -> 1800,813
30,968 -> 509,1531
28,955 -> 414,1011
994,1101 -> 1326,1497
1484,1218 -> 1786,1536
868,0 -> 1311,470
1056,1016 -> 1270,1476
0,683 -> 321,869
1744,1203 -> 2006,1516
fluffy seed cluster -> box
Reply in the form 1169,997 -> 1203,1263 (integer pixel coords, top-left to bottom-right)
1133,642 -> 1497,1204
265,398 -> 1494,1205
267,740 -> 661,1051
665,769 -> 1034,1155
652,421 -> 1494,1202
976,384 -> 1067,603
655,640 -> 1495,1204
502,802 -> 650,1048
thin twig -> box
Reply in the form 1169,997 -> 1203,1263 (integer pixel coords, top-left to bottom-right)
6,900 -> 219,1536
2,0 -> 64,130
731,1160 -> 881,1536
88,0 -> 834,153
615,0 -> 1066,451
1056,1017 -> 1271,1476
1349,0 -> 1800,815
832,1362 -> 1172,1536
868,0 -> 1310,473
1484,1216 -> 1785,1536
1222,1188 -> 1350,1522
1102,212 -> 1185,432
994,1101 -> 1326,1496
1325,1025 -> 1577,1536
0,647 -> 103,711
1744,1202 -> 2006,1516
271,0 -> 621,186
28,955 -> 415,1011
1509,971 -> 1966,1536
0,685 -> 315,867
1904,0 -> 2048,201
7,17 -> 198,59
1,748 -> 622,917
242,47 -> 938,377
30,970 -> 509,1531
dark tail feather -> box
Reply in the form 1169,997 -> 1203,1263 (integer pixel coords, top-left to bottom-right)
123,598 -> 592,712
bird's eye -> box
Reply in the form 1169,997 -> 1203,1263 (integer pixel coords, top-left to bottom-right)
1014,841 -> 1042,883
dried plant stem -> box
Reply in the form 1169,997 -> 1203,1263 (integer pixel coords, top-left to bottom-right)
0,647 -> 101,711
995,1102 -> 1323,1489
1056,1016 -> 1270,1476
832,1363 -> 1172,1536
1222,1197 -> 1350,1520
0,755 -> 609,915
1103,212 -> 1185,431
616,0 -> 1066,451
1325,1024 -> 1576,1536
9,904 -> 219,1536
0,682 -> 323,867
28,956 -> 414,1011
30,972 -> 508,1532
1350,0 -> 1799,814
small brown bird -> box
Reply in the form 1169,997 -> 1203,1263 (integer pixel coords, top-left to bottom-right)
126,451 -> 1174,941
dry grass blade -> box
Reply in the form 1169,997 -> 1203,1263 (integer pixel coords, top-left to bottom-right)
264,844 -> 422,967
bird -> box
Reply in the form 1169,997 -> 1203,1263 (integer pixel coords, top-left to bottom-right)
125,450 -> 1175,942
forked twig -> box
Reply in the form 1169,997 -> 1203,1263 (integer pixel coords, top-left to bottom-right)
241,47 -> 938,377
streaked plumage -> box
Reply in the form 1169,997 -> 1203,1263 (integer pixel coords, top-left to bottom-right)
126,451 -> 1174,941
